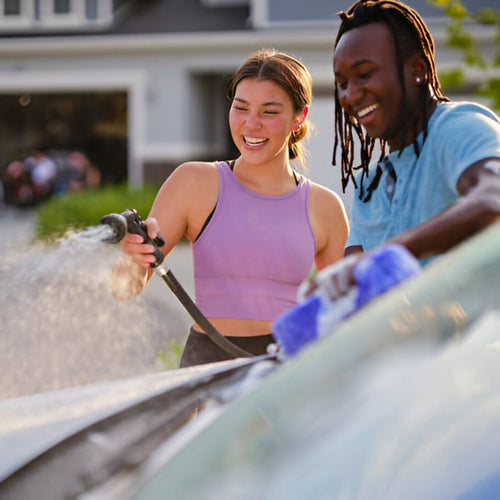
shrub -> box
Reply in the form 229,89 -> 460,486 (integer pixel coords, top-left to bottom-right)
35,183 -> 159,241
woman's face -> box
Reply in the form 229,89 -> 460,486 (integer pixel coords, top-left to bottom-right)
229,77 -> 301,165
334,22 -> 420,151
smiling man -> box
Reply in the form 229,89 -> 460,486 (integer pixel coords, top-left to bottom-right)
302,0 -> 500,301
332,0 -> 500,262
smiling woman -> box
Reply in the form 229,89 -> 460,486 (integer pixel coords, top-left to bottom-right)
111,48 -> 349,367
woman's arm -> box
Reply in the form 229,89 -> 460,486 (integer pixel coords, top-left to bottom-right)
308,183 -> 350,271
112,161 -> 219,300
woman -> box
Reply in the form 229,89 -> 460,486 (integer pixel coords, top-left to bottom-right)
115,49 -> 349,367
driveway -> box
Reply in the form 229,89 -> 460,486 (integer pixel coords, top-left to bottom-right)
0,206 -> 36,253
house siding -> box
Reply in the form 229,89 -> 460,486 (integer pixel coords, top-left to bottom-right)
0,0 -> 496,212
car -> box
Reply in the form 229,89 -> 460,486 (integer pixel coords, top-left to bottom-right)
1,223 -> 500,499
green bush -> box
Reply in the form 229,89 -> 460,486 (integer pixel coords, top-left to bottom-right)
428,0 -> 500,110
157,339 -> 185,370
35,183 -> 159,241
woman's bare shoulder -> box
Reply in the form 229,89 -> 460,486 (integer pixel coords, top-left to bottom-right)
156,161 -> 219,195
150,161 -> 222,243
169,160 -> 219,181
308,180 -> 344,209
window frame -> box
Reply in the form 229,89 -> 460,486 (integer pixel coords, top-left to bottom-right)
0,0 -> 113,32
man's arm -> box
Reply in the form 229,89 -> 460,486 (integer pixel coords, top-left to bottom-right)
388,158 -> 500,260
305,158 -> 500,301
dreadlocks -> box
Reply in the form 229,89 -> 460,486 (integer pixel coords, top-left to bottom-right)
332,0 -> 449,202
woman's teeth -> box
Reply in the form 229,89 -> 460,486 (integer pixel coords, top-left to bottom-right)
244,136 -> 267,146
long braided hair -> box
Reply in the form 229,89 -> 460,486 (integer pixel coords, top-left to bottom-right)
333,0 -> 449,202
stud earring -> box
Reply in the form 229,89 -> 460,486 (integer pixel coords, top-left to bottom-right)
416,77 -> 421,84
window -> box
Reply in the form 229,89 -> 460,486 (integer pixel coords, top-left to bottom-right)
4,0 -> 20,15
0,0 -> 115,31
86,0 -> 98,20
54,0 -> 70,14
201,0 -> 248,5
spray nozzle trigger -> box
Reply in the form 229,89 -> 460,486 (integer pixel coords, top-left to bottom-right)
99,208 -> 165,268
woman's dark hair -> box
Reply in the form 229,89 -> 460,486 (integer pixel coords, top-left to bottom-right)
228,48 -> 313,165
333,0 -> 449,201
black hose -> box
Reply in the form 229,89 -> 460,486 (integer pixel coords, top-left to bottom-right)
99,209 -> 254,359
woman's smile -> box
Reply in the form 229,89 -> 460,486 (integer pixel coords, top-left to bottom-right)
243,136 -> 268,147
229,77 -> 299,164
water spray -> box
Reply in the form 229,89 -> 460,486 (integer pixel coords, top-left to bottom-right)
99,209 -> 252,358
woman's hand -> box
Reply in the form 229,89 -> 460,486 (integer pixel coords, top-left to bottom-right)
120,216 -> 163,269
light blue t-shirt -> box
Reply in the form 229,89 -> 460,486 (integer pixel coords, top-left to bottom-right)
346,101 -> 500,262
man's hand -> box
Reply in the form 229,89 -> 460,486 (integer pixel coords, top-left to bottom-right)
298,254 -> 362,302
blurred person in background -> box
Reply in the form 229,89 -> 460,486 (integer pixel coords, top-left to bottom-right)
53,151 -> 101,196
1,150 -> 101,207
26,151 -> 58,202
2,159 -> 33,206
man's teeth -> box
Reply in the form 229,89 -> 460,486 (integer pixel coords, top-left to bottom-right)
244,137 -> 267,145
358,103 -> 379,118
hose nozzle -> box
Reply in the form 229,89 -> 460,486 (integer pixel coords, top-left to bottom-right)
99,208 -> 165,267
99,213 -> 127,243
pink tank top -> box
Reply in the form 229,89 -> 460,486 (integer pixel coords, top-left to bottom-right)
193,161 -> 316,321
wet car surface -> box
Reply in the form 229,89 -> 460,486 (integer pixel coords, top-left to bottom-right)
1,223 -> 499,499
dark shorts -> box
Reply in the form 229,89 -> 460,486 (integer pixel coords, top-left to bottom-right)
179,327 -> 274,368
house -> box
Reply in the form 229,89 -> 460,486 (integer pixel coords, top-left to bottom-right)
0,0 -> 497,210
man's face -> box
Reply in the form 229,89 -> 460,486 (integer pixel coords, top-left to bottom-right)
334,22 -> 419,151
